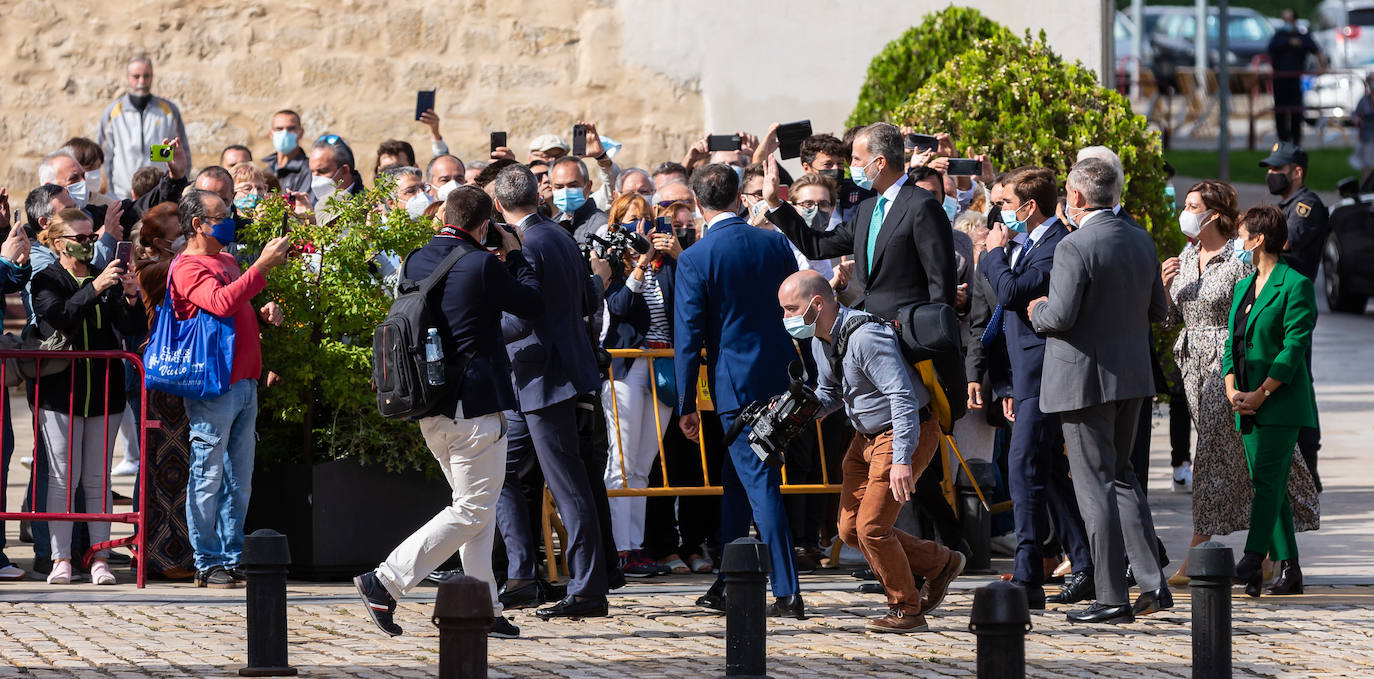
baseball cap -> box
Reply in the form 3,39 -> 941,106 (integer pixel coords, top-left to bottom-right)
1259,141 -> 1308,170
529,134 -> 570,153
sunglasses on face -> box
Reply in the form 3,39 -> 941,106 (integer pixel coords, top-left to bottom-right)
59,233 -> 98,244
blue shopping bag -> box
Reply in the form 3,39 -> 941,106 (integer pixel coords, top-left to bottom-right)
143,258 -> 236,400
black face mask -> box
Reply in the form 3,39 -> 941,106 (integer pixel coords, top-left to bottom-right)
817,168 -> 843,183
1266,171 -> 1292,196
129,93 -> 152,109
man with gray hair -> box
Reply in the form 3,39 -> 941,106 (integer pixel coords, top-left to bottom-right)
764,121 -> 956,319
97,55 -> 190,199
613,167 -> 654,201
548,156 -> 608,243
1026,156 -> 1170,624
1075,146 -> 1125,214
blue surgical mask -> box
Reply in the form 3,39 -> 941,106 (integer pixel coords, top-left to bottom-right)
783,299 -> 819,339
272,129 -> 299,155
732,165 -> 745,185
850,158 -> 878,191
209,216 -> 237,247
942,195 -> 958,223
1001,204 -> 1028,233
1235,240 -> 1256,265
553,187 -> 586,215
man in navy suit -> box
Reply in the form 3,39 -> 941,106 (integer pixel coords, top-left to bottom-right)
488,164 -> 611,620
980,167 -> 1093,608
674,163 -> 804,618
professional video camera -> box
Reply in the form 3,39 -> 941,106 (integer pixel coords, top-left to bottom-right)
580,228 -> 651,264
723,361 -> 823,469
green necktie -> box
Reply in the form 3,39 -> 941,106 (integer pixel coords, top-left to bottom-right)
865,195 -> 888,275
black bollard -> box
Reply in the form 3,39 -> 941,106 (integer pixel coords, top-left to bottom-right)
239,529 -> 297,677
720,537 -> 771,679
1186,541 -> 1235,679
432,575 -> 493,679
968,580 -> 1031,679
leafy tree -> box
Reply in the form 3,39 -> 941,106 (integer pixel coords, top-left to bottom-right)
895,32 -> 1183,259
847,6 -> 1015,128
237,181 -> 436,472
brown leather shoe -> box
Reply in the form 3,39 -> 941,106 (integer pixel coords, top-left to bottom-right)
866,607 -> 928,633
919,551 -> 966,615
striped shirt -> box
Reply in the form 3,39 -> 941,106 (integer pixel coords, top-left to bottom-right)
628,266 -> 672,343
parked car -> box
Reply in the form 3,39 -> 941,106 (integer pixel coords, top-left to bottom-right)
1115,10 -> 1157,73
1314,0 -> 1374,68
1322,178 -> 1374,312
1150,7 -> 1277,89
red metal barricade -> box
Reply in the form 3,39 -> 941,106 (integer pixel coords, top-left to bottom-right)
0,349 -> 158,588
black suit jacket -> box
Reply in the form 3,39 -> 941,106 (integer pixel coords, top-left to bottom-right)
767,175 -> 956,319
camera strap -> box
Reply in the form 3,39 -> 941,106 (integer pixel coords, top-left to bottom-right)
830,313 -> 887,391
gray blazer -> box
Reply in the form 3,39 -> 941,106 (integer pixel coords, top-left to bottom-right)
1030,210 -> 1168,413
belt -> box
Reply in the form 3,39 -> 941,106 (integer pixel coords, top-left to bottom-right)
645,340 -> 672,349
861,406 -> 931,440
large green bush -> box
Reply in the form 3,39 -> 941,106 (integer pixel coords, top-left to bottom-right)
894,33 -> 1184,259
237,183 -> 436,472
847,6 -> 1015,128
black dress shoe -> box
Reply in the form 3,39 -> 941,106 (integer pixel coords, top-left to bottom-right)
1067,602 -> 1134,624
1265,559 -> 1303,595
498,581 -> 544,610
851,568 -> 876,581
1011,580 -> 1047,610
541,579 -> 568,601
1234,550 -> 1264,598
767,594 -> 805,619
857,582 -> 886,595
534,595 -> 609,620
1132,587 -> 1173,616
1047,571 -> 1095,605
695,580 -> 727,612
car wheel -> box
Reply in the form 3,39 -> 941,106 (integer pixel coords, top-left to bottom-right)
1324,234 -> 1368,313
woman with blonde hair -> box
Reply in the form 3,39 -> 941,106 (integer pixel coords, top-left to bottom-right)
31,208 -> 146,585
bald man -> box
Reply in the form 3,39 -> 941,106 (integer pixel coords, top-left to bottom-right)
778,271 -> 964,634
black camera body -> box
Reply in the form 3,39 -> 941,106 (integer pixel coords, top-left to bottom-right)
581,228 -> 650,265
724,361 -> 823,469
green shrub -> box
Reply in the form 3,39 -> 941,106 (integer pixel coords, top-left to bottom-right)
894,33 -> 1184,259
237,182 -> 437,472
847,5 -> 1015,128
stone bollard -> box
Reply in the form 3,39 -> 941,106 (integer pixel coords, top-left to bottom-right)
968,580 -> 1031,679
238,529 -> 297,677
721,537 -> 771,679
1187,541 -> 1235,679
432,575 -> 493,679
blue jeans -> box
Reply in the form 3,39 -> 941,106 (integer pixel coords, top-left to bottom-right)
184,379 -> 258,571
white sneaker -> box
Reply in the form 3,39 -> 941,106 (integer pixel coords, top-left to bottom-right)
0,564 -> 26,580
90,561 -> 116,586
1172,463 -> 1193,494
46,560 -> 72,585
111,459 -> 139,477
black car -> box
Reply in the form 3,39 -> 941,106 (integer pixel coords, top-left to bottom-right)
1322,178 -> 1374,312
1151,7 -> 1277,89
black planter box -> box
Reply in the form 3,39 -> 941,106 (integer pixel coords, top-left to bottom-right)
245,457 -> 456,580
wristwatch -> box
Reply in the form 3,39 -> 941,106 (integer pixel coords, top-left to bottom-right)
1261,387 -> 1272,398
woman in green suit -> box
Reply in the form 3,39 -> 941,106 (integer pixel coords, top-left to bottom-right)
1223,206 -> 1318,597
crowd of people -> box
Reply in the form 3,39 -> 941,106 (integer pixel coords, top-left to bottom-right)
0,54 -> 1328,640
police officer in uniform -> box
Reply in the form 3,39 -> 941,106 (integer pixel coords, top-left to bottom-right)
1260,141 -> 1326,491
1267,10 -> 1326,146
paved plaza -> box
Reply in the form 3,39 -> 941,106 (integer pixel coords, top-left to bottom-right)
2,291 -> 1373,677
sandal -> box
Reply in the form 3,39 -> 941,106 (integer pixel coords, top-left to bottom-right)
661,557 -> 690,575
688,554 -> 714,574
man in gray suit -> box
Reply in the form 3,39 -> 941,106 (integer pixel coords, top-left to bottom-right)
1027,157 -> 1170,624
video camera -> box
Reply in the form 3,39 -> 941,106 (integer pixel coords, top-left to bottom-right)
580,228 -> 651,264
723,361 -> 823,469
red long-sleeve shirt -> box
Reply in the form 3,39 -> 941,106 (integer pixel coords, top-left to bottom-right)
170,253 -> 265,385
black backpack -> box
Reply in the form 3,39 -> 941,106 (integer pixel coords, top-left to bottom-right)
833,302 -> 967,433
372,245 -> 475,420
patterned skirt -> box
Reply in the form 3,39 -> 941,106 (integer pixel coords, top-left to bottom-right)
141,389 -> 195,576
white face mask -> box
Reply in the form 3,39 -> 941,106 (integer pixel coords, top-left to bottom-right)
436,180 -> 461,201
310,174 -> 336,200
85,170 -> 103,193
405,191 -> 435,219
1179,209 -> 1211,239
66,180 -> 89,209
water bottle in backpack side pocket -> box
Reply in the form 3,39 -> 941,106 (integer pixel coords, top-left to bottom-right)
425,327 -> 445,386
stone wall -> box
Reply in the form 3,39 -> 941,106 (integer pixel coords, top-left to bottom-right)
0,0 -> 708,197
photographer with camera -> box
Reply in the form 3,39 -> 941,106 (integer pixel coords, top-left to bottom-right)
779,270 -> 964,633
674,163 -> 803,618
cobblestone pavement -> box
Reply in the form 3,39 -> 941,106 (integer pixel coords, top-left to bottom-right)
1,575 -> 1372,677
